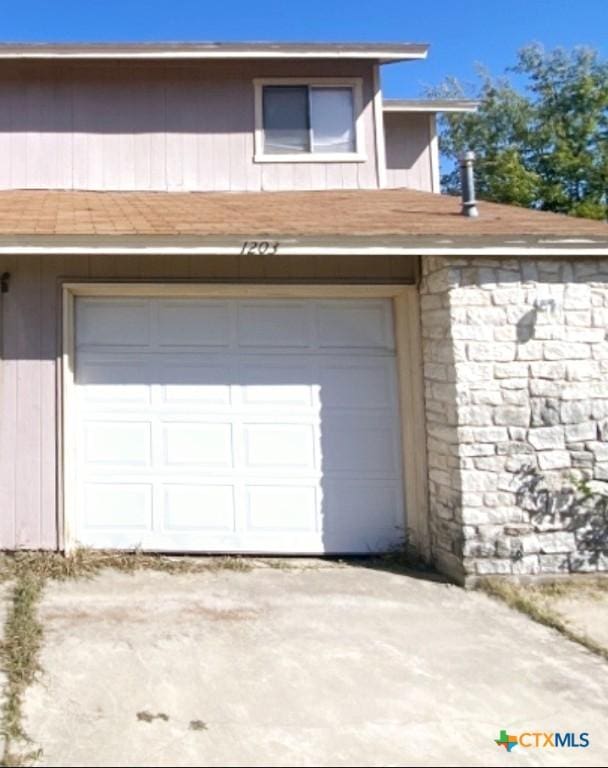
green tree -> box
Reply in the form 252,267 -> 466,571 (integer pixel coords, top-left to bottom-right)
433,45 -> 608,220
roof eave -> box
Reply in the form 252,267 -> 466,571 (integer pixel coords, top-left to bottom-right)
0,233 -> 606,256
0,43 -> 429,63
383,99 -> 479,113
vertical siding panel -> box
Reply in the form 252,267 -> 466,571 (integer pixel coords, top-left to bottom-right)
61,253 -> 90,281
137,253 -> 168,279
238,253 -> 266,279
189,254 -> 239,279
287,254 -> 318,281
0,76 -> 12,189
196,78 -> 212,190
293,164 -> 312,190
133,90 -> 153,192
15,255 -> 42,548
40,257 -> 58,548
210,81 -> 231,192
76,73 -> 105,190
9,72 -> 27,188
260,165 -> 279,192
88,254 -> 112,278
117,68 -> 137,191
180,73 -> 200,192
325,165 -> 343,189
309,163 -> 327,190
212,131 -> 231,191
137,253 -> 192,280
102,70 -> 125,191
149,70 -> 167,191
277,164 -> 295,191
384,112 -> 433,192
0,255 -> 17,548
71,73 -> 90,190
163,254 -> 191,278
95,254 -> 120,279
165,124 -> 184,191
225,81 -> 249,192
25,73 -> 73,189
262,252 -> 291,280
228,130 -> 248,191
49,76 -> 74,189
25,78 -> 45,188
340,163 -> 358,189
113,253 -> 143,279
165,67 -> 185,192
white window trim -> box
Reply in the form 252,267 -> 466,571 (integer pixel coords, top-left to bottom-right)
253,78 -> 366,163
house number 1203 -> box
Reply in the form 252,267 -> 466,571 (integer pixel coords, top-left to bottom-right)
240,241 -> 279,256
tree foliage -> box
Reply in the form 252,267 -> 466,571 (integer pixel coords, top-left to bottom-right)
432,45 -> 608,220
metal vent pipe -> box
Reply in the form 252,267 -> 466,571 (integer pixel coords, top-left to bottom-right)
460,151 -> 479,218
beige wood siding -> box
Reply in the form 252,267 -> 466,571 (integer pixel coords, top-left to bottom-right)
0,61 -> 379,192
384,112 -> 434,192
0,252 -> 417,550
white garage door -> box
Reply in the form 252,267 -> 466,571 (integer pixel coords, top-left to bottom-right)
73,297 -> 405,553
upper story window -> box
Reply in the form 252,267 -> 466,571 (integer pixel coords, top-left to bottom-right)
254,79 -> 365,163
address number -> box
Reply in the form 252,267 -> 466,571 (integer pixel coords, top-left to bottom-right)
240,240 -> 279,256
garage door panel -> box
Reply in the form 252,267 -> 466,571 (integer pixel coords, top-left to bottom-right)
245,486 -> 318,532
84,483 -> 153,530
163,423 -> 234,467
244,424 -> 316,469
79,362 -> 152,404
84,422 -> 152,466
322,481 -> 404,550
317,301 -> 394,350
319,361 -> 395,408
77,299 -> 151,347
74,296 -> 405,553
237,302 -> 311,347
163,485 -> 236,531
320,412 -> 400,475
160,363 -> 233,405
240,360 -> 314,406
157,301 -> 232,347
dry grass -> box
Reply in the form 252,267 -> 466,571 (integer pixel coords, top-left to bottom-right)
0,550 -> 255,583
479,577 -> 608,663
0,571 -> 44,766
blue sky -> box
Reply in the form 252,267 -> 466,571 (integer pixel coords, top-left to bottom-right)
2,0 -> 606,97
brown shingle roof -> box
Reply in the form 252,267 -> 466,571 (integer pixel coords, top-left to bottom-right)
0,188 -> 606,240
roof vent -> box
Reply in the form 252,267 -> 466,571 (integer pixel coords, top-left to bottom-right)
460,151 -> 479,218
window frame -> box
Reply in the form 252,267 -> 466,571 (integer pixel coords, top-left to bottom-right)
253,78 -> 366,163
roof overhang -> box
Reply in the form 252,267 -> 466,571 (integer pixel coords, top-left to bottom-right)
383,99 -> 479,113
0,234 -> 606,257
0,42 -> 429,64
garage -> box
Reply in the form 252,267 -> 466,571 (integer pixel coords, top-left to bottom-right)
68,294 -> 406,553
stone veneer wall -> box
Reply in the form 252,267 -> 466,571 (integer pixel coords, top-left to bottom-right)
419,255 -> 608,582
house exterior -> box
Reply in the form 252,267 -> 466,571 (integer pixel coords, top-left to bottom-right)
0,42 -> 606,584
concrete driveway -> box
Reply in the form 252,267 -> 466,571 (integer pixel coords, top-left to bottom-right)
18,562 -> 608,767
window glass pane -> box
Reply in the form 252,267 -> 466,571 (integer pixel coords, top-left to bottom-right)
310,88 -> 355,153
263,86 -> 310,154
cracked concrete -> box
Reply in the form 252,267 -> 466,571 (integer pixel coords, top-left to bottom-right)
19,563 -> 608,767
